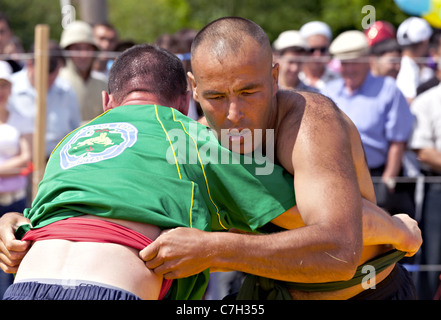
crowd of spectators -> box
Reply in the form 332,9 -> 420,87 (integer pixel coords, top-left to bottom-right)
0,10 -> 440,299
271,16 -> 441,300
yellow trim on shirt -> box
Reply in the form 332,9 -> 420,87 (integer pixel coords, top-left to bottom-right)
155,105 -> 199,228
155,105 -> 182,179
171,109 -> 227,230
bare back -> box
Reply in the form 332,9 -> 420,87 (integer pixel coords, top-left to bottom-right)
14,216 -> 163,300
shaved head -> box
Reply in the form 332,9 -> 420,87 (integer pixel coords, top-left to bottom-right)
191,17 -> 273,63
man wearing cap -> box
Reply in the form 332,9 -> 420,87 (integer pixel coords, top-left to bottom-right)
273,30 -> 317,92
396,17 -> 434,104
0,60 -> 31,297
299,21 -> 340,91
365,21 -> 402,80
417,31 -> 441,96
322,30 -> 415,216
8,41 -> 81,159
59,20 -> 108,123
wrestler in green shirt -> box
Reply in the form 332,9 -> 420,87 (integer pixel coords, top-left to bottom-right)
16,104 -> 296,299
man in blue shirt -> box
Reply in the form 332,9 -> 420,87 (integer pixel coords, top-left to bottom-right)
322,30 -> 415,215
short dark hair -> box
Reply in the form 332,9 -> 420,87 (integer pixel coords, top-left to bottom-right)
108,44 -> 188,105
370,39 -> 401,56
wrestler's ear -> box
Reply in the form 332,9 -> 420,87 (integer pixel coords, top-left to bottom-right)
102,91 -> 116,112
187,72 -> 199,102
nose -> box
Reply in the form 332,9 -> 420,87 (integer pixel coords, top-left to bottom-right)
226,98 -> 244,123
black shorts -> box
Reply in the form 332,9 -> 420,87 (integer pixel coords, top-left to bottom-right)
349,264 -> 417,300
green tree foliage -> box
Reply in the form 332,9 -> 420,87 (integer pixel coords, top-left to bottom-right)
1,0 -> 411,50
1,0 -> 64,50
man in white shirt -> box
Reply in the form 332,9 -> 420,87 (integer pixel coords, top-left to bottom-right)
408,84 -> 441,299
396,17 -> 434,104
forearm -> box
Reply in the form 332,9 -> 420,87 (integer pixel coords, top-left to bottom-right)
209,226 -> 359,283
417,148 -> 441,172
0,158 -> 28,176
361,199 -> 405,247
273,201 -> 405,248
382,142 -> 405,179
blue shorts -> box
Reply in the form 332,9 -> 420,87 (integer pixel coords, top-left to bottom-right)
2,279 -> 141,300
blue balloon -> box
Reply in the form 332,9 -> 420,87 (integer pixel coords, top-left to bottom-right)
394,0 -> 431,16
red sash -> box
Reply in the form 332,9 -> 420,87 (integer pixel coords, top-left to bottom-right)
22,217 -> 172,300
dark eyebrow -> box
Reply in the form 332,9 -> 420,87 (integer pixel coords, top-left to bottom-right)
201,83 -> 262,98
236,83 -> 261,92
202,90 -> 223,97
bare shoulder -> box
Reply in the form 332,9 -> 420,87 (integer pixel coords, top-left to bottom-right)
275,90 -> 351,172
277,90 -> 347,130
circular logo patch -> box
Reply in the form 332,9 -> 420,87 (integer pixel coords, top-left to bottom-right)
60,122 -> 138,169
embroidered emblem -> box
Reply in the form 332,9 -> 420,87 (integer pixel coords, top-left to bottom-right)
60,122 -> 138,169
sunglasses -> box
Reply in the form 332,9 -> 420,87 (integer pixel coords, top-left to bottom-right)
308,46 -> 329,54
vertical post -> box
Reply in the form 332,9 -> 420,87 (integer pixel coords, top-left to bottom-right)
79,0 -> 108,24
32,24 -> 49,199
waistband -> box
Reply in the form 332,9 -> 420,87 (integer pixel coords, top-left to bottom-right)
21,217 -> 172,300
237,249 -> 406,299
284,249 -> 406,292
4,279 -> 142,300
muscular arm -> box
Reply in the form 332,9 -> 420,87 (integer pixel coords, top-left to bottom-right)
272,201 -> 420,256
269,92 -> 363,281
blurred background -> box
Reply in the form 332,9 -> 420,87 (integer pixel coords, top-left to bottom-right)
1,0 -> 412,51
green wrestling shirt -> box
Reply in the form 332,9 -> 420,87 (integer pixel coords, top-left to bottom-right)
17,104 -> 296,300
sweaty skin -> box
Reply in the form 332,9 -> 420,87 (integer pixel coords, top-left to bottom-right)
141,22 -> 421,299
